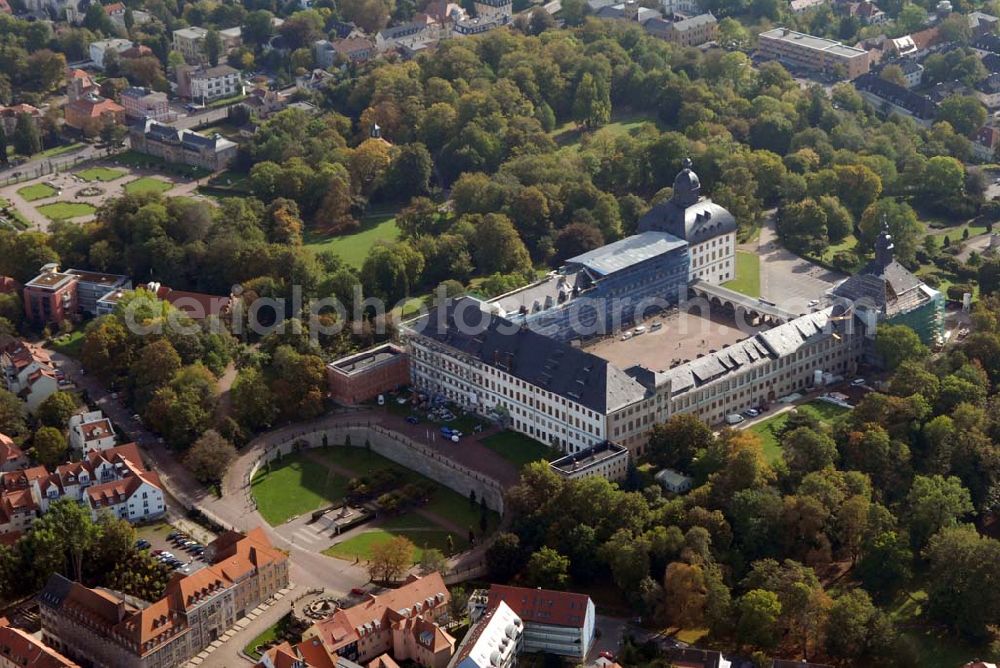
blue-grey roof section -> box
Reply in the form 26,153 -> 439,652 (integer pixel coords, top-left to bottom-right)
566,231 -> 686,276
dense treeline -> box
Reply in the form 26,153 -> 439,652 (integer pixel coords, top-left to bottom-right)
488,310 -> 1000,664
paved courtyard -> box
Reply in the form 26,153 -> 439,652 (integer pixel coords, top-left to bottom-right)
0,160 -> 210,231
750,211 -> 846,313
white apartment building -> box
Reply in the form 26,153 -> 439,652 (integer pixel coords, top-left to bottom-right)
0,339 -> 58,414
177,64 -> 244,102
472,586 -> 595,660
449,601 -> 521,668
68,411 -> 116,455
89,39 -> 133,70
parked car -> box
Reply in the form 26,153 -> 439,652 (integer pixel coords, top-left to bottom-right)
440,426 -> 454,437
743,408 -> 760,418
725,413 -> 745,425
351,587 -> 366,596
633,325 -> 646,335
405,416 -> 419,425
136,539 -> 150,550
650,321 -> 663,331
851,378 -> 866,386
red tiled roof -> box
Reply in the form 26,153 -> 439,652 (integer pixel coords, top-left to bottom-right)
0,277 -> 19,294
66,96 -> 124,119
0,618 -> 79,667
0,433 -> 24,466
486,584 -> 592,629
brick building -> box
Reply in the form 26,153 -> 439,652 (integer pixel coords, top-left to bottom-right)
327,344 -> 410,405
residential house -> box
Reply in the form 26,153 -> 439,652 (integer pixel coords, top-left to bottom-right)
89,38 -> 134,70
651,12 -> 719,47
129,119 -> 238,171
256,638 -> 344,668
853,72 -> 939,126
0,338 -> 58,414
0,104 -> 41,138
0,617 -> 79,667
973,33 -> 1000,56
895,58 -> 923,88
314,37 -> 375,67
303,573 -> 454,667
375,17 -> 440,52
594,2 -> 663,24
655,467 -> 694,493
85,463 -> 165,522
64,94 -> 125,132
172,25 -> 242,63
665,648 -> 730,668
0,434 -> 27,472
236,87 -> 290,120
976,73 -> 1000,110
66,69 -> 98,100
40,529 -> 288,668
144,281 -> 238,319
844,1 -> 886,25
176,64 -> 243,102
973,125 -> 1000,161
121,87 -> 174,122
447,601 -> 521,668
969,11 -> 999,38
120,43 -> 155,61
471,585 -> 595,660
68,411 -> 117,455
789,0 -> 825,13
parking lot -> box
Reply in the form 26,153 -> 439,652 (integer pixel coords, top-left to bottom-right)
136,521 -> 208,576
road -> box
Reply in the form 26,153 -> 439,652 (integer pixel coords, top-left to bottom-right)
750,210 -> 846,313
0,144 -> 100,185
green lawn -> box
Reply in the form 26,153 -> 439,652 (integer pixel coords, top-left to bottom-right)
748,400 -> 851,464
722,250 -> 760,298
304,210 -> 401,269
481,431 -> 551,468
36,201 -> 96,221
887,589 -> 993,667
76,166 -> 126,182
251,453 -> 349,525
38,142 -> 86,159
124,177 -> 173,195
323,527 -> 464,562
551,111 -> 662,152
50,331 -> 85,358
17,183 -> 56,201
244,614 -> 292,660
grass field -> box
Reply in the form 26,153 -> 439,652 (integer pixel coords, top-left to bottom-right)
748,400 -> 850,464
50,331 -> 85,358
17,183 -> 56,201
551,111 -> 662,152
722,250 -> 761,298
38,142 -> 86,159
36,201 -> 96,221
481,431 -> 551,468
304,210 -> 401,269
323,527 -> 463,562
250,453 -> 348,525
244,614 -> 292,660
76,166 -> 126,182
124,177 -> 173,195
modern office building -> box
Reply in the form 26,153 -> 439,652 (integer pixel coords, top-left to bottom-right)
470,586 -> 595,660
758,28 -> 871,79
327,344 -> 410,405
23,265 -> 78,326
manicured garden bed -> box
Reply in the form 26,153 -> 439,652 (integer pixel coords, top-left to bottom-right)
77,166 -> 126,182
124,177 -> 172,195
36,201 -> 96,220
17,183 -> 56,201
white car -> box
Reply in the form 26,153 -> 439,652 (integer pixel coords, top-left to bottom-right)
808,299 -> 819,307
851,378 -> 866,387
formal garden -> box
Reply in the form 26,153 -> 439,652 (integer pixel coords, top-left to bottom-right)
17,182 -> 56,201
76,166 -> 126,182
123,177 -> 173,195
35,201 -> 96,221
250,441 -> 498,562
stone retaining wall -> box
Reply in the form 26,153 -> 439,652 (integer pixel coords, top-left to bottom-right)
248,422 -> 505,515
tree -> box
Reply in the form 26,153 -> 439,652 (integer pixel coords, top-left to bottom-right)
36,391 -> 78,429
782,427 -> 838,479
12,113 -> 41,156
205,29 -> 223,67
736,589 -> 782,650
777,198 -> 827,255
858,531 -> 912,601
663,561 -> 708,628
825,590 -> 894,662
554,223 -> 604,263
418,548 -> 448,575
528,7 -> 556,34
647,413 -> 715,470
924,525 -> 1000,639
339,0 -> 394,33
835,164 -> 882,220
817,196 -> 852,243
385,143 -> 433,199
243,10 -> 275,50
921,156 -> 965,203
184,430 -> 237,484
33,427 -> 67,468
937,96 -> 987,137
485,532 -> 525,581
231,366 -> 278,432
471,214 -> 532,275
523,547 -> 570,589
572,72 -> 610,130
32,498 -> 99,582
130,339 -> 182,408
0,389 -> 25,436
906,475 -> 973,549
875,324 -> 929,371
369,535 -> 415,583
858,199 -> 921,265
0,124 -> 7,165
879,64 -> 907,87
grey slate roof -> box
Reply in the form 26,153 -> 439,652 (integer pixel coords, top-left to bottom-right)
673,12 -> 716,31
565,231 -> 687,276
833,259 -> 927,315
660,309 -> 839,394
637,199 -> 736,244
410,297 -> 647,412
38,573 -> 73,610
